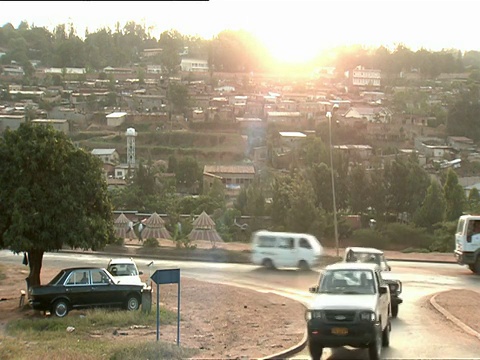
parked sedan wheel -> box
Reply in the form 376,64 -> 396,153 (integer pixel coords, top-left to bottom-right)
52,299 -> 69,318
126,295 -> 140,311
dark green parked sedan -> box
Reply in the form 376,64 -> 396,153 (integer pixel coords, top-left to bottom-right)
29,267 -> 144,317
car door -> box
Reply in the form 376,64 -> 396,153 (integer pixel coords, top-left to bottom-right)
375,270 -> 389,325
277,236 -> 297,267
90,269 -> 121,307
64,270 -> 93,308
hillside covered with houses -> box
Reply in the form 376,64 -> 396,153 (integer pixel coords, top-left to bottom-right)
2,21 -> 480,249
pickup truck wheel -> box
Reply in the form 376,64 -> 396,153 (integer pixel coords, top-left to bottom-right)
52,299 -> 69,318
368,328 -> 382,360
382,321 -> 390,347
391,304 -> 399,318
308,342 -> 323,360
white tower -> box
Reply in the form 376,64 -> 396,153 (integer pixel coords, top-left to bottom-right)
126,127 -> 137,167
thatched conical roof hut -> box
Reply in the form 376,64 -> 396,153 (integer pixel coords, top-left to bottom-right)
141,212 -> 171,240
114,213 -> 137,240
188,211 -> 223,245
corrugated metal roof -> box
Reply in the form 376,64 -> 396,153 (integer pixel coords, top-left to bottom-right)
203,165 -> 255,174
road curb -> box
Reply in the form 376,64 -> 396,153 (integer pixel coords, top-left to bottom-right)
430,292 -> 480,341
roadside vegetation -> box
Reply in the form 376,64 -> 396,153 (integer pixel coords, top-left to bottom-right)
2,306 -> 196,360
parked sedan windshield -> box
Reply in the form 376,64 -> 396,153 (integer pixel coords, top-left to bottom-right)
319,270 -> 376,295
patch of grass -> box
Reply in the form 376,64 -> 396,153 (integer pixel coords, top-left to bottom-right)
6,307 -> 177,336
111,341 -> 198,360
2,307 -> 186,360
0,264 -> 6,283
401,247 -> 431,253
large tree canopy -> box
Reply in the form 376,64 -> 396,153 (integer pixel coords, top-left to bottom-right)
0,123 -> 115,287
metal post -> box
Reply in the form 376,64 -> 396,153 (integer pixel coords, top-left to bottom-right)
156,283 -> 160,341
177,277 -> 181,345
327,110 -> 339,257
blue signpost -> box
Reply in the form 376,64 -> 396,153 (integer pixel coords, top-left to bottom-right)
150,268 -> 181,345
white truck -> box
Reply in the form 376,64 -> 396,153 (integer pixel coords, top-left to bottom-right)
454,214 -> 480,273
305,262 -> 391,360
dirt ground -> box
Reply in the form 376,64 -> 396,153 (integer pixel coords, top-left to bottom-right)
0,263 -> 306,359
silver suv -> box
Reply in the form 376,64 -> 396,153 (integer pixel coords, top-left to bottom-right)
343,247 -> 403,318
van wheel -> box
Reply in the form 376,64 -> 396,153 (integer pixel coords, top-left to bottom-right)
262,258 -> 274,269
298,260 -> 310,271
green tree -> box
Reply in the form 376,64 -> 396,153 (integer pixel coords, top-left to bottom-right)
413,179 -> 446,230
443,168 -> 466,221
0,123 -> 114,288
176,156 -> 200,188
467,187 -> 480,214
348,165 -> 370,214
286,173 -> 323,236
168,82 -> 190,115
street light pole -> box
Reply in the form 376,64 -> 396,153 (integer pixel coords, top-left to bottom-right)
326,104 -> 339,257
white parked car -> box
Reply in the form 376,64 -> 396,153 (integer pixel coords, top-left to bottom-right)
107,258 -> 145,287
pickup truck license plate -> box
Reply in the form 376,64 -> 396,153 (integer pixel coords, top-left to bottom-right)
331,327 -> 348,335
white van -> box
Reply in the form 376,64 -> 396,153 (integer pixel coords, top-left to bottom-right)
251,230 -> 324,270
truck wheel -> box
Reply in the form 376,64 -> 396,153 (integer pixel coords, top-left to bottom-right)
472,257 -> 480,274
368,328 -> 382,360
382,321 -> 390,347
391,304 -> 399,318
308,342 -> 323,360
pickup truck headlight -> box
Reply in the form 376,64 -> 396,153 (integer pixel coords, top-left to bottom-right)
359,311 -> 376,322
305,310 -> 324,321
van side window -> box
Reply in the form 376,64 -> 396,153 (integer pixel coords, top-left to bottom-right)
299,238 -> 312,249
258,235 -> 276,248
279,237 -> 294,249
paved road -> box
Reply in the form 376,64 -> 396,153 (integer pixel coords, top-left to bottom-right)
2,250 -> 480,359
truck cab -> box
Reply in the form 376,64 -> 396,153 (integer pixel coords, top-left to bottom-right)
455,214 -> 480,273
306,262 -> 391,360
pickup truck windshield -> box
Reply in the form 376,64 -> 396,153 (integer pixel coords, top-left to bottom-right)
319,269 -> 376,295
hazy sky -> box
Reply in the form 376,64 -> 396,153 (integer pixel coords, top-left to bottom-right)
0,0 -> 478,63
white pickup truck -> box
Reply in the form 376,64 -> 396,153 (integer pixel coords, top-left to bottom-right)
305,262 -> 392,360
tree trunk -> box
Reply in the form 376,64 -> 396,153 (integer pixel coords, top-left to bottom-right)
27,249 -> 44,290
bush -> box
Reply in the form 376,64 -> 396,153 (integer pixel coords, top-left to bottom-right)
143,238 -> 159,248
380,222 -> 433,250
351,228 -> 388,248
111,341 -> 198,360
429,220 -> 457,253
